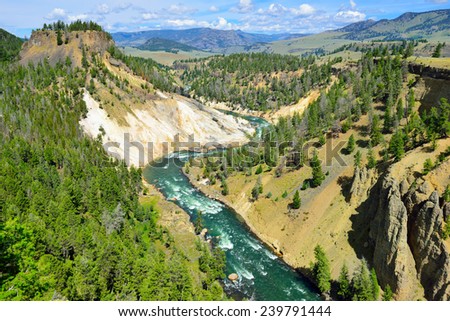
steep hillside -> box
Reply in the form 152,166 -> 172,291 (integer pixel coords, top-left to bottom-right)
362,146 -> 450,300
20,30 -> 113,67
181,48 -> 450,300
0,28 -> 23,62
0,34 -> 227,301
342,9 -> 450,41
21,28 -> 254,167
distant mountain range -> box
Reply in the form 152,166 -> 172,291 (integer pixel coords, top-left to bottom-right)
112,28 -> 308,52
338,9 -> 450,41
112,9 -> 449,54
137,38 -> 199,52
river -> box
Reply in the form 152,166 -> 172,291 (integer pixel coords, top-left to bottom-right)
143,113 -> 319,301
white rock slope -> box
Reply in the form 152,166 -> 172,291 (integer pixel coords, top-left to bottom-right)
80,91 -> 254,167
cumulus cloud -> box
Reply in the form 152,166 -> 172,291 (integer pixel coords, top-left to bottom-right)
291,4 -> 316,16
214,17 -> 234,29
45,8 -> 67,20
267,4 -> 288,16
233,0 -> 254,13
68,14 -> 89,22
334,10 -> 366,23
164,17 -> 235,30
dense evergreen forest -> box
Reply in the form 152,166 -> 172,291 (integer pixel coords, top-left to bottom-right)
192,46 -> 450,206
107,45 -> 179,93
0,29 -> 23,62
0,35 -> 225,300
178,53 -> 341,111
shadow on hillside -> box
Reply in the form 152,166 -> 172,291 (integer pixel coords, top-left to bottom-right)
353,124 -> 369,137
356,139 -> 369,148
417,78 -> 450,114
347,173 -> 384,263
337,175 -> 353,203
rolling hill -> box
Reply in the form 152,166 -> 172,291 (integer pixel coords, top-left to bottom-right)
339,9 -> 450,41
112,28 -> 307,52
266,9 -> 450,56
136,37 -> 198,52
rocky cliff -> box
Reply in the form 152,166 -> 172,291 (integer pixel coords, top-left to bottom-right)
351,150 -> 450,300
408,63 -> 450,81
20,30 -> 113,67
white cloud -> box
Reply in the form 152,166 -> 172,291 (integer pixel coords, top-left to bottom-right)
427,0 -> 448,3
334,10 -> 366,23
166,19 -> 210,28
291,4 -> 316,16
214,17 -> 233,29
350,0 -> 357,9
267,4 -> 288,16
168,4 -> 196,15
45,8 -> 67,20
68,14 -> 89,22
233,0 -> 254,13
97,4 -> 110,14
209,6 -> 219,12
142,12 -> 159,20
164,17 -> 234,30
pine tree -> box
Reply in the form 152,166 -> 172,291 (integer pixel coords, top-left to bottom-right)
221,178 -> 229,196
255,164 -> 263,175
383,106 -> 393,133
371,115 -> 383,146
382,285 -> 394,301
370,268 -> 380,300
389,129 -> 405,161
346,134 -> 356,154
443,185 -> 450,202
354,150 -> 362,169
338,263 -> 351,300
312,245 -> 331,294
56,30 -> 63,46
352,260 -> 374,301
432,42 -> 443,58
396,98 -> 404,121
318,133 -> 326,146
194,211 -> 204,235
292,190 -> 301,209
310,151 -> 325,188
367,147 -> 377,169
423,158 -> 434,175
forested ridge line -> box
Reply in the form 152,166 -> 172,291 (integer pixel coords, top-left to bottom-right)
0,54 -> 226,300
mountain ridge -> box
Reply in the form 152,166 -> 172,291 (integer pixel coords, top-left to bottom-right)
112,28 -> 308,52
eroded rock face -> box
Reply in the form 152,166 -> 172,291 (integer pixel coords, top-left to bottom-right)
350,167 -> 376,205
369,177 -> 422,300
368,175 -> 450,300
409,191 -> 450,300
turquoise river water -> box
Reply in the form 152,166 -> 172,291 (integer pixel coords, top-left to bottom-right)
143,114 -> 319,301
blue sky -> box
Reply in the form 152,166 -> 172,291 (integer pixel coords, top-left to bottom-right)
1,0 -> 449,37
